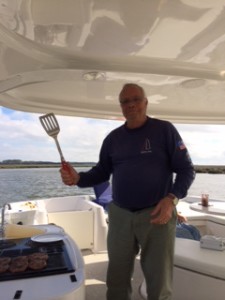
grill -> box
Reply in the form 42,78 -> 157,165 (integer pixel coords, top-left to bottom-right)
0,237 -> 75,281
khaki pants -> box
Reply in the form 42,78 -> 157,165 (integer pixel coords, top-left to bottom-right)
106,202 -> 177,300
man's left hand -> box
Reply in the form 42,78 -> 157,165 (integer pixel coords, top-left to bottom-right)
150,196 -> 175,225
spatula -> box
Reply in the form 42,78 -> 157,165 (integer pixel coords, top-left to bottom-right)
39,113 -> 70,171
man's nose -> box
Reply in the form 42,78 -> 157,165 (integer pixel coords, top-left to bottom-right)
127,99 -> 136,106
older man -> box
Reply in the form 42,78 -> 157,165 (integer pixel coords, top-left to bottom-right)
60,83 -> 195,300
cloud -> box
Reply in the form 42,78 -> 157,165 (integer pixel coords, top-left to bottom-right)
1,107 -> 225,165
175,124 -> 225,165
0,108 -> 123,162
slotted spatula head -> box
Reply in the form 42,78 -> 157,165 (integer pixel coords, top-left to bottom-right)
39,113 -> 65,162
39,113 -> 72,173
39,113 -> 60,138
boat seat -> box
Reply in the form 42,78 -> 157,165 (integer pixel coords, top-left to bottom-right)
174,238 -> 225,280
93,181 -> 112,211
140,237 -> 225,299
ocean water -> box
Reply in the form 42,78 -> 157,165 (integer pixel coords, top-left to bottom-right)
0,167 -> 225,205
0,167 -> 93,205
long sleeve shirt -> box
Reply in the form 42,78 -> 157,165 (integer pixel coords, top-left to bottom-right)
78,117 -> 195,210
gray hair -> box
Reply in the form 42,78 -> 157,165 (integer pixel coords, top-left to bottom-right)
119,83 -> 146,100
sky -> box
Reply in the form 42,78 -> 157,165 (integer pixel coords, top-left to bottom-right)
1,106 -> 225,165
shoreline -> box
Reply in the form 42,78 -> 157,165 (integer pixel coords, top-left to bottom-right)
0,163 -> 95,169
0,164 -> 225,174
195,165 -> 225,174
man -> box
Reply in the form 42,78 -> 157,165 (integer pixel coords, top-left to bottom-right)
60,83 -> 195,300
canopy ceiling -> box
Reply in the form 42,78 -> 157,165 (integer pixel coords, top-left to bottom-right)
0,0 -> 225,124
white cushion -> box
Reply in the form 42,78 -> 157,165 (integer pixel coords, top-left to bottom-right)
174,238 -> 225,280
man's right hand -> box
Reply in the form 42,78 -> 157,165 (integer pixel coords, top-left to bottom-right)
60,163 -> 80,186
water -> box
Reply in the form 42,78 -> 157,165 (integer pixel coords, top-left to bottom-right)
188,173 -> 225,199
0,167 -> 93,205
0,168 -> 225,205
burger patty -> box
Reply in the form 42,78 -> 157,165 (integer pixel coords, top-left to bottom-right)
9,257 -> 29,273
0,257 -> 11,264
0,252 -> 49,273
0,262 -> 10,273
28,252 -> 48,261
28,252 -> 48,270
29,259 -> 47,270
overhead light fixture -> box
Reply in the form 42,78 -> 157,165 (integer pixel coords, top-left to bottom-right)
180,78 -> 206,89
83,71 -> 106,81
220,70 -> 225,77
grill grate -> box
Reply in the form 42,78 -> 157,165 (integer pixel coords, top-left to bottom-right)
0,237 -> 75,282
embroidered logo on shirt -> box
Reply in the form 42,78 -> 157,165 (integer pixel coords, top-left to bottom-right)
141,138 -> 152,154
177,140 -> 186,150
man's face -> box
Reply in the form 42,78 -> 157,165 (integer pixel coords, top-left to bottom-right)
119,86 -> 148,121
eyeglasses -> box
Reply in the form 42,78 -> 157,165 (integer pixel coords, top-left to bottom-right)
119,97 -> 144,106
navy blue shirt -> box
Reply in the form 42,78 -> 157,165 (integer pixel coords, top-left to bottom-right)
78,117 -> 195,210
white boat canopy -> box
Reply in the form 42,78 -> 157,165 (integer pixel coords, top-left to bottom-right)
0,0 -> 225,124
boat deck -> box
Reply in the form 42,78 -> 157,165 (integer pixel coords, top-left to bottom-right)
82,198 -> 225,300
82,250 -> 143,300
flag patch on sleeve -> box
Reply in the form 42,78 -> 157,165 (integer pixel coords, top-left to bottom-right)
177,140 -> 186,150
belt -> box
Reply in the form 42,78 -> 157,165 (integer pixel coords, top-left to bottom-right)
113,201 -> 157,212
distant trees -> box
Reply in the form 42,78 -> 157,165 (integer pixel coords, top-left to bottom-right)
1,160 -> 224,173
2,159 -> 22,164
194,165 -> 225,174
0,160 -> 96,168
